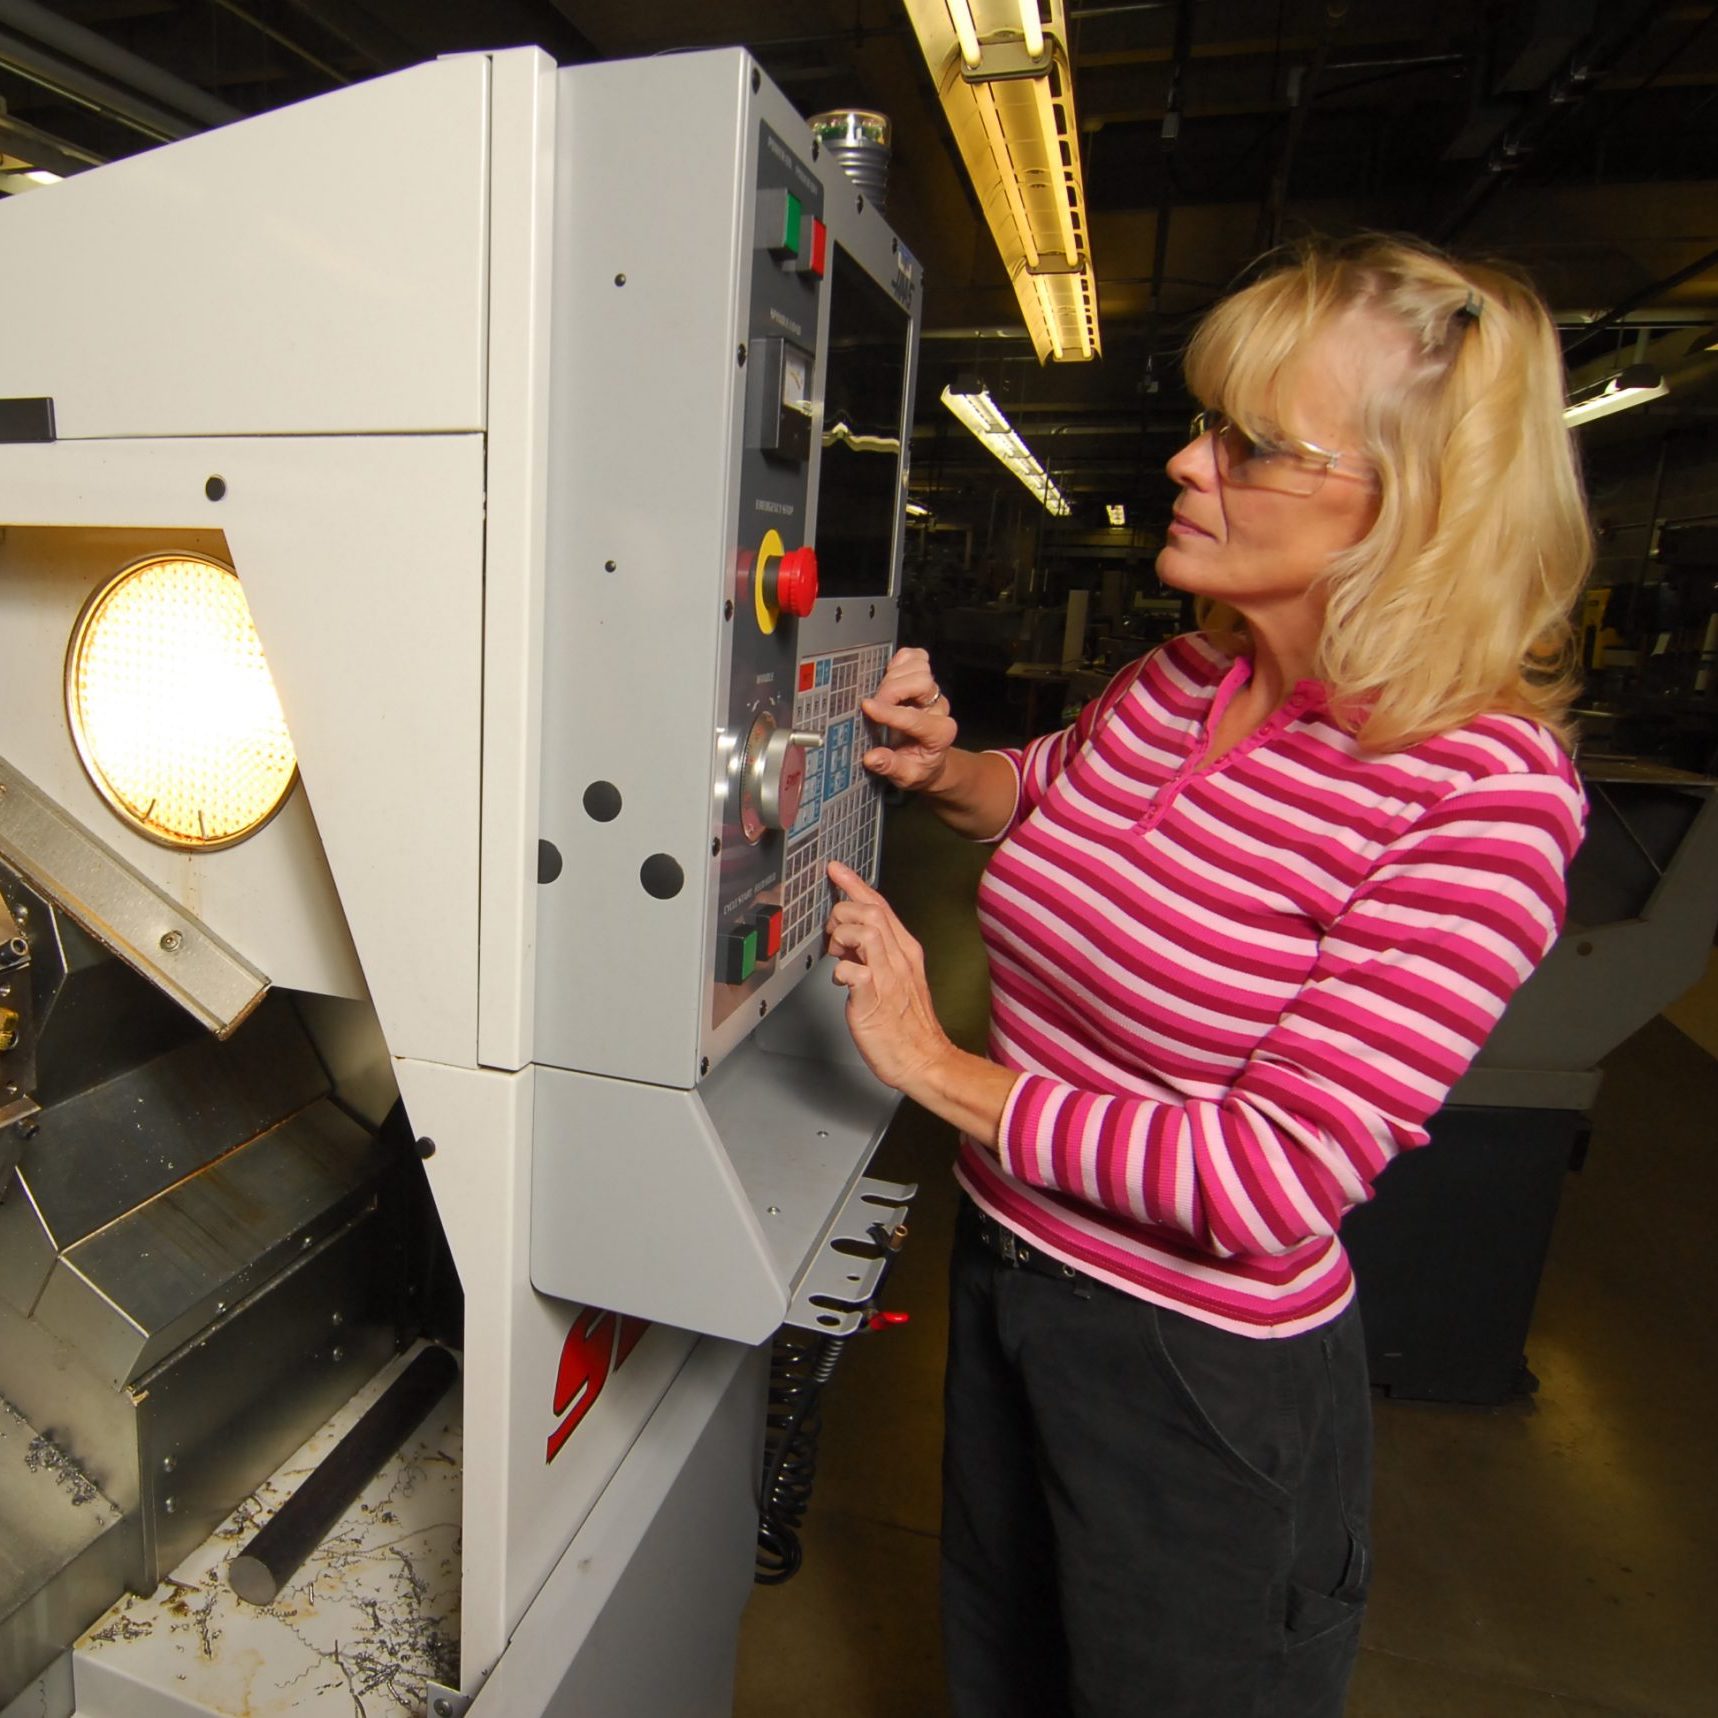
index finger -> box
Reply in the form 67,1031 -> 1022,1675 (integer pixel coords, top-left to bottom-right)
826,859 -> 883,906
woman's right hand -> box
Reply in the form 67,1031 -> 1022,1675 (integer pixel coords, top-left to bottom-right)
860,647 -> 957,793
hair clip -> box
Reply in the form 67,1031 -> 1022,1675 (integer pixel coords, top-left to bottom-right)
1456,290 -> 1482,323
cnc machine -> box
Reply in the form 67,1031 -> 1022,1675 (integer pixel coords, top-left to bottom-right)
0,46 -> 918,1717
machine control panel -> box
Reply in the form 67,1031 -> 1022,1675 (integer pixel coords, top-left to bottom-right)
534,64 -> 918,1088
710,121 -> 846,1035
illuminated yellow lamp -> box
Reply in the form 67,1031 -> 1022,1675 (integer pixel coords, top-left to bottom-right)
906,0 -> 1101,362
66,554 -> 298,851
941,381 -> 1071,514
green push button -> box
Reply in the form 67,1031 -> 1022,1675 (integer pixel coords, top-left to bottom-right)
718,927 -> 759,985
758,187 -> 803,258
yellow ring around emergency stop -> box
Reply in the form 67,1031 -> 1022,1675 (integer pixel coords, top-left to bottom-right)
755,529 -> 784,636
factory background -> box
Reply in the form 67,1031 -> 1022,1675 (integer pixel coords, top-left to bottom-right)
2,3 -> 1716,1716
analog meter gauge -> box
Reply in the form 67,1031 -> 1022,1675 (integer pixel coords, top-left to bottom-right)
66,553 -> 298,851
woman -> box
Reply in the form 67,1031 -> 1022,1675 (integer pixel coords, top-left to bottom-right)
823,236 -> 1590,1718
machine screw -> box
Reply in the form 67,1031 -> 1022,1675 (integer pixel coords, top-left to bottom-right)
158,930 -> 184,953
766,1205 -> 781,1217
417,1137 -> 437,1159
711,838 -> 721,855
331,1311 -> 345,1328
331,1346 -> 346,1363
161,1455 -> 176,1475
163,1496 -> 177,1515
700,1057 -> 710,1076
804,954 -> 813,970
604,559 -> 616,572
811,138 -> 820,161
835,606 -> 843,623
723,600 -> 734,621
856,193 -> 864,213
205,475 -> 226,501
436,1701 -> 454,1717
16,1119 -> 37,1141
737,343 -> 747,367
751,66 -> 761,94
758,999 -> 768,1017
614,272 -> 627,287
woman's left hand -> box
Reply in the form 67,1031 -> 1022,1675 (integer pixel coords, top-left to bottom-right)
825,860 -> 952,1093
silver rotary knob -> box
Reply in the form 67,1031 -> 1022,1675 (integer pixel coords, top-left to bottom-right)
740,717 -> 823,842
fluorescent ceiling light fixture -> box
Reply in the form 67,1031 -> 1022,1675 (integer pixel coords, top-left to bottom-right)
24,169 -> 61,185
941,381 -> 1070,515
947,0 -> 983,66
1563,363 -> 1668,427
906,0 -> 1100,363
905,500 -> 933,518
1106,503 -> 1126,526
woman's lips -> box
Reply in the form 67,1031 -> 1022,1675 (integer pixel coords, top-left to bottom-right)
1169,511 -> 1216,540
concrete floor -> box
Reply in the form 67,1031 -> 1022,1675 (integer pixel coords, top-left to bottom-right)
734,796 -> 1718,1717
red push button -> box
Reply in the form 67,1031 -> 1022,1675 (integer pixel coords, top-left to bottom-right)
774,547 -> 818,617
755,907 -> 783,961
794,215 -> 828,279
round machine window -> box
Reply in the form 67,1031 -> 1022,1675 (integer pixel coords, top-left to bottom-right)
66,554 -> 298,850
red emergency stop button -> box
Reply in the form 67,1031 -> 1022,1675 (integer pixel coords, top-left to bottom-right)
774,547 -> 818,617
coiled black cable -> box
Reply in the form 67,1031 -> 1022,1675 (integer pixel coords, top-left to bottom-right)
755,1329 -> 843,1584
756,1221 -> 909,1584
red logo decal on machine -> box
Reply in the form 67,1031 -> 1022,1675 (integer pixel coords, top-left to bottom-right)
546,1307 -> 651,1465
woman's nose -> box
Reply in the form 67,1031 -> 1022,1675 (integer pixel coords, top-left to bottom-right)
1166,431 -> 1216,489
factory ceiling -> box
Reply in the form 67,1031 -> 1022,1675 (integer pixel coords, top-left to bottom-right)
3,1 -> 1717,526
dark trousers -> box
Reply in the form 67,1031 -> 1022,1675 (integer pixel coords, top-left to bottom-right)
942,1200 -> 1371,1718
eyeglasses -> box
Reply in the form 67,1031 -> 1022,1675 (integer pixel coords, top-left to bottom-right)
1189,410 -> 1373,497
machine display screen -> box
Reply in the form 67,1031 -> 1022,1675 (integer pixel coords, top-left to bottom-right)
816,243 -> 912,598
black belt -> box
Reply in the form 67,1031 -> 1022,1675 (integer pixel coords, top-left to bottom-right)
965,1201 -> 1097,1290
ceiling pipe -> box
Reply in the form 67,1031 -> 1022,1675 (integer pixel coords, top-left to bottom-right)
274,0 -> 418,72
1142,0 -> 1196,393
1255,2 -> 1343,253
0,109 -> 104,175
0,27 -> 202,143
1430,0 -> 1661,244
0,0 -> 240,129
208,0 -> 351,86
1564,246 -> 1718,366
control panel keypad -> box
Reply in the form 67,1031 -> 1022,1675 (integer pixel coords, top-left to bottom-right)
781,642 -> 889,954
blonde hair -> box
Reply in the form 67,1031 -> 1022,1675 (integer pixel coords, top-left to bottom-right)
1184,234 -> 1591,753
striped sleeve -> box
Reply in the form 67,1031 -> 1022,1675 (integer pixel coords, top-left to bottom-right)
996,769 -> 1586,1258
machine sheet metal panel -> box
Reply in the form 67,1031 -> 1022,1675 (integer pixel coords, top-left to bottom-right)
532,52 -> 920,1090
0,59 -> 491,440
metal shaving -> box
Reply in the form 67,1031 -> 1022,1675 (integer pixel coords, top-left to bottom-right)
23,1428 -> 100,1506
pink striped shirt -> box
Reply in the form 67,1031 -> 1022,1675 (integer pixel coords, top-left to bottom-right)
956,633 -> 1585,1337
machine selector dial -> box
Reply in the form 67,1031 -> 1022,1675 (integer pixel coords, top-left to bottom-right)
771,548 -> 819,618
739,715 -> 824,842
